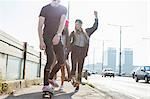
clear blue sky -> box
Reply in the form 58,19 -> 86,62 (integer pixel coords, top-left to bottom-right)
0,0 -> 150,66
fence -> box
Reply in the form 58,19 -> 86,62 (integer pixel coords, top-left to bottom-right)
0,30 -> 46,81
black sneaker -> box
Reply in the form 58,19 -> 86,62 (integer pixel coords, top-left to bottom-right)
75,86 -> 79,92
80,82 -> 85,85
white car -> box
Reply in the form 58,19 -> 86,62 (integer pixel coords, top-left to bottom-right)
102,68 -> 115,77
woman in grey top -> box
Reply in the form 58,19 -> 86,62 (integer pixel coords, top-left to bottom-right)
69,11 -> 98,91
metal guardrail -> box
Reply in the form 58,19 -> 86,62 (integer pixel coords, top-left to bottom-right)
0,39 -> 23,51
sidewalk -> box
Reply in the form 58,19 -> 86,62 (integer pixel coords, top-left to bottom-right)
0,81 -> 111,99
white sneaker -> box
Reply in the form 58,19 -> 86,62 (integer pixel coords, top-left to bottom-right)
42,85 -> 54,92
48,79 -> 59,88
59,85 -> 64,92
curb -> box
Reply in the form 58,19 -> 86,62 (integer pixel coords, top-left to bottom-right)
85,82 -> 134,99
85,82 -> 113,99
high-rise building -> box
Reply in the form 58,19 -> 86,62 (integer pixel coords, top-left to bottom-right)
122,48 -> 133,75
105,47 -> 117,71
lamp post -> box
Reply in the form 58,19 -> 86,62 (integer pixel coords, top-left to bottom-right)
67,0 -> 70,20
102,40 -> 104,70
93,48 -> 95,71
108,24 -> 132,76
93,39 -> 110,72
101,40 -> 110,70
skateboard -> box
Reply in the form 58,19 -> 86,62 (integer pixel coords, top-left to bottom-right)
42,91 -> 54,99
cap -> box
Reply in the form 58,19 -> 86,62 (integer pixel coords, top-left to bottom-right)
65,20 -> 69,27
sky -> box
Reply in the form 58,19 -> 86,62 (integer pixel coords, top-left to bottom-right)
0,0 -> 150,66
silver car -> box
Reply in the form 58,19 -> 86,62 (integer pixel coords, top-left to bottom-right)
134,66 -> 150,83
102,68 -> 115,77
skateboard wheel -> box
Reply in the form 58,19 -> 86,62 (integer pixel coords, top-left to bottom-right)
42,91 -> 53,99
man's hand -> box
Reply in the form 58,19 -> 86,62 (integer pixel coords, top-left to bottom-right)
40,40 -> 46,50
52,34 -> 61,45
94,11 -> 98,18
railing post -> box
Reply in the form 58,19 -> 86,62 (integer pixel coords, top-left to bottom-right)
39,52 -> 42,77
23,42 -> 27,79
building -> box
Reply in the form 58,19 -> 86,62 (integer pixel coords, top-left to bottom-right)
104,47 -> 117,71
122,48 -> 133,75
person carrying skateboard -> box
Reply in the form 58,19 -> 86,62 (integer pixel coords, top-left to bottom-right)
69,11 -> 98,91
59,19 -> 71,92
38,0 -> 67,95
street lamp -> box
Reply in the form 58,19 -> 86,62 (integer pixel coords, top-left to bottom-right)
101,40 -> 110,70
108,24 -> 132,76
93,48 -> 95,71
93,39 -> 110,72
67,0 -> 70,20
102,40 -> 104,70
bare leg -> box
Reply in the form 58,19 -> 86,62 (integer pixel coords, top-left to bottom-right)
60,65 -> 65,86
65,60 -> 71,81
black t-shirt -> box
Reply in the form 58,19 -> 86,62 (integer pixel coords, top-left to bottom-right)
39,4 -> 67,37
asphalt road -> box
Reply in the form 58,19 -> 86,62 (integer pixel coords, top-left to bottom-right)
88,75 -> 150,99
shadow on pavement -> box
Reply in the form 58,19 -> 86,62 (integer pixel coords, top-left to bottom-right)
139,82 -> 150,84
5,91 -> 77,99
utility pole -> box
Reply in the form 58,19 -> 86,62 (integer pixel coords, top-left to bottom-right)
93,39 -> 110,72
101,40 -> 104,70
67,0 -> 70,20
108,24 -> 132,76
93,48 -> 95,71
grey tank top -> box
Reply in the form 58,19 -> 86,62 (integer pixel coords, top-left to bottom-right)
74,32 -> 87,47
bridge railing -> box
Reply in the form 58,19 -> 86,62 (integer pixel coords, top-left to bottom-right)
0,30 -> 46,81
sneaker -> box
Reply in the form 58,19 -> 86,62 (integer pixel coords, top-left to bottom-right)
75,86 -> 79,92
64,77 -> 68,81
48,79 -> 59,88
81,82 -> 85,85
59,85 -> 64,92
42,85 -> 54,92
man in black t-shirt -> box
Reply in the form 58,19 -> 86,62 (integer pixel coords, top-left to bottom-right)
38,0 -> 67,92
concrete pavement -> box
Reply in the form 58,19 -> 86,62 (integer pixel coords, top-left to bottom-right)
0,81 -> 111,99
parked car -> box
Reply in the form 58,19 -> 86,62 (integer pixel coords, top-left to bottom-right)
131,67 -> 140,79
88,70 -> 98,75
102,68 -> 115,77
134,66 -> 150,83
